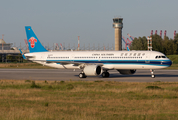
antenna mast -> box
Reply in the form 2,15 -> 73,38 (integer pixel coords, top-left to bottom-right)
77,36 -> 80,50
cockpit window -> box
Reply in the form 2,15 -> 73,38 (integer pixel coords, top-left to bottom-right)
155,55 -> 166,59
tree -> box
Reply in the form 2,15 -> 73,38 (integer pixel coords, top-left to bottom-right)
130,36 -> 147,50
152,34 -> 163,52
130,34 -> 178,55
163,38 -> 176,55
174,33 -> 178,54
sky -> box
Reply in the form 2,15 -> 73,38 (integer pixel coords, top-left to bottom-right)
0,0 -> 178,48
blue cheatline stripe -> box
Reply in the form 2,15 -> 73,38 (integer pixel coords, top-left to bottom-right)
46,59 -> 172,67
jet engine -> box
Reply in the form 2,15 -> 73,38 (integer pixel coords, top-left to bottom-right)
117,69 -> 136,75
83,65 -> 102,76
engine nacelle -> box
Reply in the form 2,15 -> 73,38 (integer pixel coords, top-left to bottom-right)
83,65 -> 102,76
117,69 -> 136,75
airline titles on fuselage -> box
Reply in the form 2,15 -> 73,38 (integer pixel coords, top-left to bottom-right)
92,53 -> 114,56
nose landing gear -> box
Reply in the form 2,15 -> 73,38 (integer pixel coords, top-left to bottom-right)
150,69 -> 155,78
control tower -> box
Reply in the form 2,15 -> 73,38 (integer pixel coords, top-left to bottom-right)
113,17 -> 123,51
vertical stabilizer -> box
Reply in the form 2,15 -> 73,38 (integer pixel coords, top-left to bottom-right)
25,26 -> 47,53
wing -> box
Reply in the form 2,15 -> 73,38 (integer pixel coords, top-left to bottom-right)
46,60 -> 104,66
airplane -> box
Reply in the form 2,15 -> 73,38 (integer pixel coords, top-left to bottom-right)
22,26 -> 172,78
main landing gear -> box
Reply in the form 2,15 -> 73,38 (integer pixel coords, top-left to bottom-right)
150,69 -> 155,78
79,73 -> 87,78
78,71 -> 110,78
102,71 -> 110,78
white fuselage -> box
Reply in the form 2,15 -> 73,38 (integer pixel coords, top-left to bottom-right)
24,50 -> 172,70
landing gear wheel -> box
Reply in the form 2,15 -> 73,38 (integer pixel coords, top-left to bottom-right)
151,74 -> 155,78
102,72 -> 110,78
106,72 -> 110,77
102,72 -> 106,77
79,73 -> 87,78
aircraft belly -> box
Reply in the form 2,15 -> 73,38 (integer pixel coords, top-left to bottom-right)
113,64 -> 143,69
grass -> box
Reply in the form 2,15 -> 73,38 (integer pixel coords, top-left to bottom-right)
167,55 -> 178,64
0,62 -> 53,69
0,80 -> 178,120
166,55 -> 178,69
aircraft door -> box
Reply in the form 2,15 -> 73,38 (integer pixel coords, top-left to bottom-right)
145,53 -> 150,63
41,54 -> 44,60
70,55 -> 74,62
98,56 -> 101,62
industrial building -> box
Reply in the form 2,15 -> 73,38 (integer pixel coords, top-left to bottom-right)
0,38 -> 12,50
0,37 -> 27,62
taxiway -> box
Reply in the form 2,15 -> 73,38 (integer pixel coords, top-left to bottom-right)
0,69 -> 177,82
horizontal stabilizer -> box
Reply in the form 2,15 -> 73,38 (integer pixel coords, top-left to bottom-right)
19,49 -> 26,59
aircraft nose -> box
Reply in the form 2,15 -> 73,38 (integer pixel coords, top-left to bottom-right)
169,60 -> 172,66
161,59 -> 172,66
166,59 -> 172,66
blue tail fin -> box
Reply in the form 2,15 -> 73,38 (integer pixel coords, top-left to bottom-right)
25,26 -> 48,53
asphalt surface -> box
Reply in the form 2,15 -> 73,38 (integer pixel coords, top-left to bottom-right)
0,69 -> 177,82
